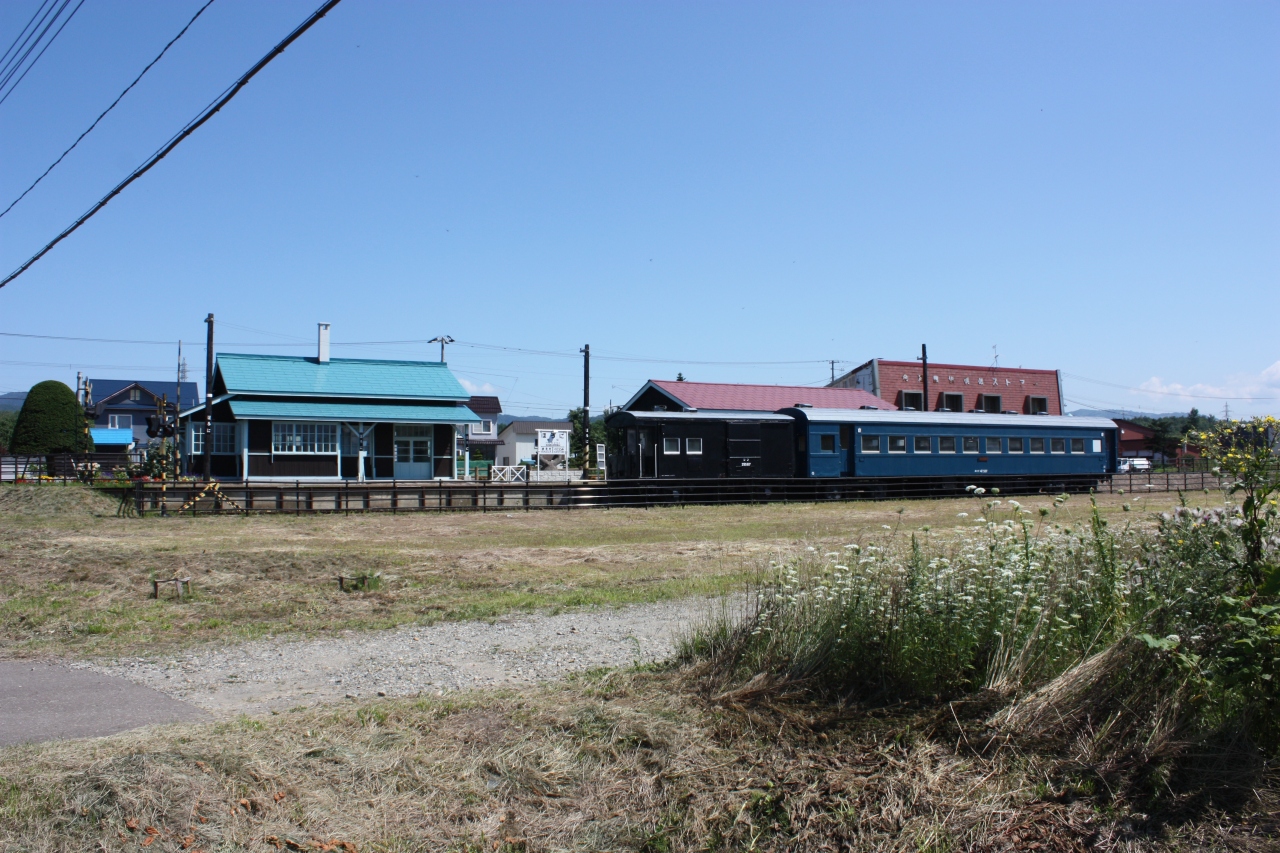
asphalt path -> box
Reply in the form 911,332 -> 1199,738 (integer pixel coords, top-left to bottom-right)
0,661 -> 208,747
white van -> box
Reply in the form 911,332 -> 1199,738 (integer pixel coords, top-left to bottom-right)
1117,457 -> 1151,472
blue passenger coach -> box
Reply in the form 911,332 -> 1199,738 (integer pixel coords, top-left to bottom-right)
778,409 -> 1118,481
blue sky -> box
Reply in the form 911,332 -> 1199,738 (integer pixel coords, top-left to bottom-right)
1,0 -> 1276,416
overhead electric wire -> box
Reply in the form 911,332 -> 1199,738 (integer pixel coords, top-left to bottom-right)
1062,371 -> 1275,401
0,0 -> 56,73
0,0 -> 85,108
0,0 -> 62,84
0,0 -> 344,291
0,0 -> 217,221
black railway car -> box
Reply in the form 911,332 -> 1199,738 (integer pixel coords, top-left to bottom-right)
605,410 -> 795,479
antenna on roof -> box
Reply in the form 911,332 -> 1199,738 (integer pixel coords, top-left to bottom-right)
991,345 -> 999,368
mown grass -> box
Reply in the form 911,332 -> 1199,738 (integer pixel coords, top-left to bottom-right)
3,666 -> 1273,852
0,483 -> 1150,659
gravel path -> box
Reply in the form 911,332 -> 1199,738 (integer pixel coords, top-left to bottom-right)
78,599 -> 712,718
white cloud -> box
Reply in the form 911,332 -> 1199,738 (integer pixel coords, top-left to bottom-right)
458,377 -> 499,395
1134,360 -> 1280,417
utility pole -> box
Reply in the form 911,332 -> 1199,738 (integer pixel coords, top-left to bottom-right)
175,340 -> 186,480
580,344 -> 590,471
203,314 -> 214,482
828,360 -> 838,384
428,335 -> 454,363
917,344 -> 929,412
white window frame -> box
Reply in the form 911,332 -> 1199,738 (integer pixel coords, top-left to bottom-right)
686,437 -> 703,455
888,435 -> 907,454
861,435 -> 880,453
1050,438 -> 1066,454
128,388 -> 141,402
189,422 -> 237,455
272,422 -> 339,454
914,435 -> 931,453
1009,437 -> 1025,453
108,414 -> 132,430
986,437 -> 1003,454
663,437 -> 681,455
1070,438 -> 1085,454
1029,437 -> 1046,453
963,436 -> 980,453
938,436 -> 956,453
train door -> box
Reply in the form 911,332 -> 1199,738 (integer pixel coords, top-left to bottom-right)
727,421 -> 762,477
638,427 -> 657,478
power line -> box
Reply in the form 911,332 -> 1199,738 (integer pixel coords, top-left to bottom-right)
0,0 -> 63,86
0,0 -> 56,73
0,0 -> 85,108
1062,371 -> 1275,402
0,0 -> 218,221
0,0 -> 344,290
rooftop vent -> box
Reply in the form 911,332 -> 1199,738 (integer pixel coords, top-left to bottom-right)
793,403 -> 812,408
317,323 -> 331,363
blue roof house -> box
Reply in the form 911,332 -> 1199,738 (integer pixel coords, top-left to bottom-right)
87,378 -> 201,449
179,324 -> 479,481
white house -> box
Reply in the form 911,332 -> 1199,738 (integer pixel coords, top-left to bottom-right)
493,420 -> 573,469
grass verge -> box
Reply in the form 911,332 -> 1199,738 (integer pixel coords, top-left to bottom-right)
3,666 -> 1275,852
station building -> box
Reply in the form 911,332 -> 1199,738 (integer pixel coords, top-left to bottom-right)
828,359 -> 1064,415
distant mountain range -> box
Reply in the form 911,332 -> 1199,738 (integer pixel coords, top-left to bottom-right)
0,391 -> 27,412
1067,408 -> 1191,420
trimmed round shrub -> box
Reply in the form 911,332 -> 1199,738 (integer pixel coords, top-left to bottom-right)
11,380 -> 93,454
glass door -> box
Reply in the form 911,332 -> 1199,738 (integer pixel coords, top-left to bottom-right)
393,425 -> 434,479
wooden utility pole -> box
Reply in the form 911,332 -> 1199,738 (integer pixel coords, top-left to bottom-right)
203,314 -> 214,481
580,344 -> 590,470
917,344 -> 929,412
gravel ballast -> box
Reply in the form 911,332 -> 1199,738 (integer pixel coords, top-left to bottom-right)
78,599 -> 711,717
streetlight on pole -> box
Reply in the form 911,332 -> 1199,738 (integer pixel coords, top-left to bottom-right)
428,335 -> 454,363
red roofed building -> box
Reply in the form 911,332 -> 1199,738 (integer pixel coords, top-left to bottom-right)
829,359 -> 1064,415
622,379 -> 892,414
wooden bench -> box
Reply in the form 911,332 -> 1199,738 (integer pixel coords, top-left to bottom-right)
336,574 -> 374,592
151,577 -> 193,599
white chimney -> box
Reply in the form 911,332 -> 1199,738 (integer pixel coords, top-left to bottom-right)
317,323 -> 331,363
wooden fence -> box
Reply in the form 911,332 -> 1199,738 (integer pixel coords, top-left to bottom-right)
114,468 -> 1235,516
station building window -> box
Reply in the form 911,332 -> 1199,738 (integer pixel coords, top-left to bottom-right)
1009,437 -> 1024,453
941,393 -> 964,413
273,422 -> 337,454
888,436 -> 907,453
1050,438 -> 1066,453
963,436 -> 979,453
191,423 -> 237,454
1027,396 -> 1049,415
979,395 -> 1002,414
900,391 -> 924,411
914,435 -> 931,452
938,436 -> 956,453
861,435 -> 880,453
1029,437 -> 1045,453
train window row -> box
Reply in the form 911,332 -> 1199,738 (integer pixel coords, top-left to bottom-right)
860,435 -> 1101,454
663,438 -> 704,455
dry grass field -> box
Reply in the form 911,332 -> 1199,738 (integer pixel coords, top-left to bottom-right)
6,483 -> 1268,852
3,667 -> 1273,852
1,483 -> 1156,660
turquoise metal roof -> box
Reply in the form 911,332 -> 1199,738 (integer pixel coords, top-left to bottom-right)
216,353 -> 470,400
90,428 -> 134,445
229,400 -> 479,423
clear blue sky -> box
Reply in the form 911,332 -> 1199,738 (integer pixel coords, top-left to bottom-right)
1,0 -> 1276,416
